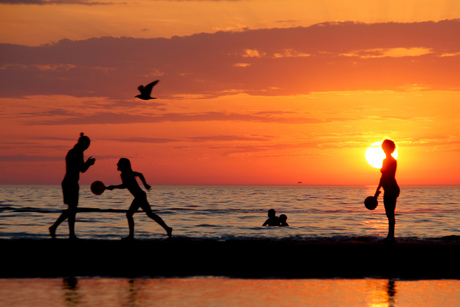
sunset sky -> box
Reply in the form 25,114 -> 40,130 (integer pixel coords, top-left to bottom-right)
1,0 -> 460,185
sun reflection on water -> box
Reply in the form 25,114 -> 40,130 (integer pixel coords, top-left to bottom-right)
0,278 -> 458,306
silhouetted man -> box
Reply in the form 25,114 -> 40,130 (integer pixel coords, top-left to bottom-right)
49,133 -> 95,239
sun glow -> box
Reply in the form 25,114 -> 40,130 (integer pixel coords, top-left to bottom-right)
365,142 -> 398,169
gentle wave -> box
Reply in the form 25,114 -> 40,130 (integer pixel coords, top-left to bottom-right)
0,185 -> 459,242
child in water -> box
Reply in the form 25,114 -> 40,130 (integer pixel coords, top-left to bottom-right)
263,209 -> 280,226
279,214 -> 289,226
374,139 -> 400,243
107,158 -> 172,240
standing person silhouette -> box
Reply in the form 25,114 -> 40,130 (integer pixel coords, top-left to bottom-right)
107,158 -> 172,240
374,139 -> 400,243
49,133 -> 95,239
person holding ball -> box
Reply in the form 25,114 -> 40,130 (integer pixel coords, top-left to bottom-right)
374,139 -> 400,243
107,158 -> 172,240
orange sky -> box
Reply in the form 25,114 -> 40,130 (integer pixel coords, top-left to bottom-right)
1,1 -> 460,185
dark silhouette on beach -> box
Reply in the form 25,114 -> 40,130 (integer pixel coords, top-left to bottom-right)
374,139 -> 400,243
135,80 -> 159,100
49,133 -> 95,239
107,158 -> 172,239
279,214 -> 289,226
63,277 -> 81,305
262,209 -> 280,226
387,279 -> 397,307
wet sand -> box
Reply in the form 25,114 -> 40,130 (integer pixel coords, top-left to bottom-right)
1,239 -> 458,279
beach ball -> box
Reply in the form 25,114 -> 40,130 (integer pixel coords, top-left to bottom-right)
90,181 -> 106,195
364,196 -> 378,210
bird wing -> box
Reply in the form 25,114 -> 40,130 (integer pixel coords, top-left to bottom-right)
144,80 -> 159,94
137,85 -> 144,93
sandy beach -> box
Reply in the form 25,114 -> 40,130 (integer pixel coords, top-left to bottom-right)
1,239 -> 458,279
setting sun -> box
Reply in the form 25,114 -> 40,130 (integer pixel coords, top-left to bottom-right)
365,142 -> 398,169
0,1 -> 460,186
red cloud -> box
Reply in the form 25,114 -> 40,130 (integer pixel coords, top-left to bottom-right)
1,20 -> 459,99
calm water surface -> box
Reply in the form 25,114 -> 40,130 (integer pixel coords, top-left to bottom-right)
0,185 -> 458,241
1,186 -> 459,306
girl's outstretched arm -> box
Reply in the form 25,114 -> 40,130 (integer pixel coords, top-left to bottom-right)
374,178 -> 382,198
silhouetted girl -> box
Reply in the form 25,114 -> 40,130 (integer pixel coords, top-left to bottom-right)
107,158 -> 172,240
374,139 -> 400,243
49,133 -> 95,239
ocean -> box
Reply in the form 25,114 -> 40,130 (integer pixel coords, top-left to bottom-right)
1,185 -> 459,306
0,185 -> 458,241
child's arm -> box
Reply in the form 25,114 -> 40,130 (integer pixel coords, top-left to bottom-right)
134,172 -> 151,191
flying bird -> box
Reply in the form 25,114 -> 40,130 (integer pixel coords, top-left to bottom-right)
136,80 -> 159,100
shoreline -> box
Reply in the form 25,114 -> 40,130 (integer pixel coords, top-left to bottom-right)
1,239 -> 459,279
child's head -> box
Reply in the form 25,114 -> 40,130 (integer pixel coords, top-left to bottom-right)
381,139 -> 396,155
77,132 -> 91,150
268,209 -> 276,218
280,214 -> 287,222
117,158 -> 132,172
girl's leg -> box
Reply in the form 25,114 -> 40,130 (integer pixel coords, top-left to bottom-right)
143,202 -> 172,238
126,211 -> 135,239
384,196 -> 397,241
125,199 -> 140,239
